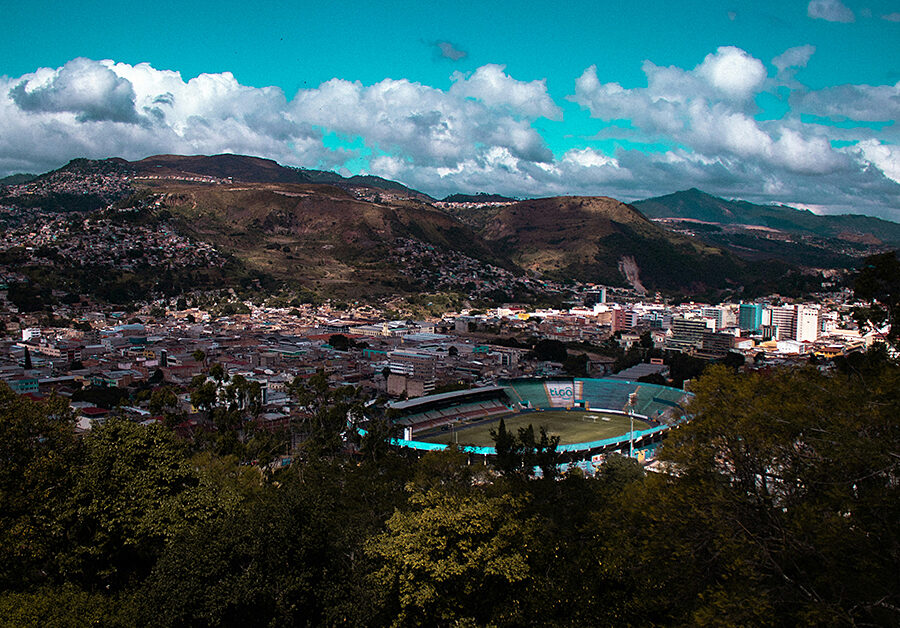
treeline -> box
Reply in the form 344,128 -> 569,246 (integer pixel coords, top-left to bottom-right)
1,357 -> 899,626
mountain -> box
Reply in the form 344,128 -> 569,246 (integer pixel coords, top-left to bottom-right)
130,154 -> 433,201
634,188 -> 900,247
148,180 -> 505,297
450,195 -> 809,295
0,155 -> 832,301
441,192 -> 517,203
0,173 -> 37,185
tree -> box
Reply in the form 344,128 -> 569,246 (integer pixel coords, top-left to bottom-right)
490,420 -> 560,479
854,250 -> 900,345
328,334 -> 352,351
367,487 -> 536,626
23,346 -> 32,370
610,365 -> 900,625
56,418 -> 217,590
530,339 -> 568,363
191,349 -> 206,365
0,385 -> 78,589
288,371 -> 364,457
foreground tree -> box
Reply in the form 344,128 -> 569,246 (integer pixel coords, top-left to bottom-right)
854,250 -> 900,344
367,481 -> 536,626
599,365 -> 900,625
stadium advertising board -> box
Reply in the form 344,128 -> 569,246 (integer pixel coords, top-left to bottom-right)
544,381 -> 574,407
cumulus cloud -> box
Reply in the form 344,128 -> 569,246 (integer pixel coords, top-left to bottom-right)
883,12 -> 900,21
793,81 -> 900,121
570,46 -> 847,175
1,57 -> 557,177
9,57 -> 141,123
450,64 -> 562,120
807,0 -> 855,22
1,54 -> 899,220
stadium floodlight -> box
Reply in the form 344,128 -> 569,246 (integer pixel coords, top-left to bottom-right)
626,391 -> 638,459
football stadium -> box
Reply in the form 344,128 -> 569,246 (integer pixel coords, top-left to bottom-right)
377,378 -> 691,471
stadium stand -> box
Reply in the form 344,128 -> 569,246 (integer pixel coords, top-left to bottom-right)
504,380 -> 552,409
576,378 -> 634,412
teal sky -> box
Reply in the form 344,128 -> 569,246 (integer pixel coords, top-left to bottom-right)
1,0 -> 898,217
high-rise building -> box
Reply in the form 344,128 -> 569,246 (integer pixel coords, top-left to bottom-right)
739,303 -> 763,331
701,307 -> 726,331
666,318 -> 711,351
770,306 -> 797,341
795,305 -> 819,343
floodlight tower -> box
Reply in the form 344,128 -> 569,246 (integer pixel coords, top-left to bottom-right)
626,391 -> 638,459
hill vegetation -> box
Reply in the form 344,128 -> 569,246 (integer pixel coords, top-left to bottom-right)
451,195 -> 822,296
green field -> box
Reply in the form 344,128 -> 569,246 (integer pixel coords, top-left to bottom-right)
416,410 -> 651,447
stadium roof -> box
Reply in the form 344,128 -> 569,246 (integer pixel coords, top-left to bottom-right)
388,385 -> 507,411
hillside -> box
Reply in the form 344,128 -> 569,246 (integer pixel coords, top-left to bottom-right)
454,196 -> 807,295
142,180 -> 507,298
0,154 -> 833,301
635,188 -> 900,246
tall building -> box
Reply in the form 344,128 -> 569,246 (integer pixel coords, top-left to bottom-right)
770,306 -> 797,341
795,305 -> 819,343
666,318 -> 710,351
701,307 -> 726,331
739,303 -> 763,331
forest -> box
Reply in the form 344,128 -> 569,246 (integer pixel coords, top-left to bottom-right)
1,353 -> 898,627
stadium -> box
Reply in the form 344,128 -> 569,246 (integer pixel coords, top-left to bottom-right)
379,378 -> 691,472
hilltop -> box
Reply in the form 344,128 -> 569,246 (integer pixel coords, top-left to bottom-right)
634,188 -> 900,245
446,195 -> 816,295
633,188 -> 900,267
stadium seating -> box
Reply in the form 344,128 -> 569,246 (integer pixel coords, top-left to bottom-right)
505,380 -> 552,409
576,378 -> 635,412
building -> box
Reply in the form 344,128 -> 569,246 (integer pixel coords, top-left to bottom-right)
701,307 -> 727,331
666,318 -> 711,351
387,350 -> 437,397
739,303 -> 763,331
770,306 -> 797,341
795,305 -> 819,343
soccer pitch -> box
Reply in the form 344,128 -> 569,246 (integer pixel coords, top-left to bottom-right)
416,410 -> 651,447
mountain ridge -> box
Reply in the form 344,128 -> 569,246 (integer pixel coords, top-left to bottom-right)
634,188 -> 900,245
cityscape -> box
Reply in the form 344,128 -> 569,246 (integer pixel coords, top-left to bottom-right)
1,0 -> 898,625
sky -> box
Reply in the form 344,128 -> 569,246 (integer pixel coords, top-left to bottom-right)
1,0 -> 898,219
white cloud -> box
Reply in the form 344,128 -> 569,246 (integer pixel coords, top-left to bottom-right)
794,81 -> 900,121
807,0 -> 855,22
696,46 -> 767,100
9,57 -> 141,123
1,54 -> 899,220
772,45 -> 816,72
883,12 -> 900,21
856,140 -> 900,182
450,64 -> 562,120
1,58 -> 557,177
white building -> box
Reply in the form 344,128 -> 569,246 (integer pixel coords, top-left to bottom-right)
795,305 -> 820,343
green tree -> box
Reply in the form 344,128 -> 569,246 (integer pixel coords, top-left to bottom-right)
0,385 -> 78,589
603,365 -> 900,625
367,487 -> 536,626
57,418 -> 215,589
289,371 -> 364,457
853,250 -> 900,345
